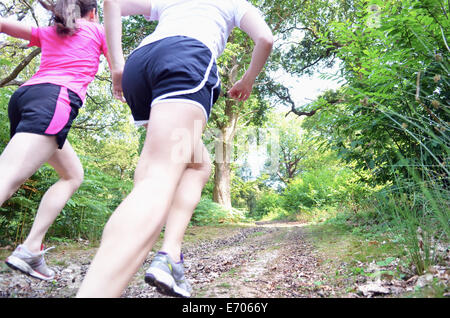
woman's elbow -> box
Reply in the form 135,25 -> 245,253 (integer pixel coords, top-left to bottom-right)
103,0 -> 120,10
103,0 -> 118,5
259,33 -> 274,51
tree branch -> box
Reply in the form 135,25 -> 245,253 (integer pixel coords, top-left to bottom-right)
1,80 -> 25,86
71,122 -> 115,132
19,0 -> 39,27
265,81 -> 322,118
276,171 -> 289,186
0,47 -> 41,87
287,107 -> 322,117
0,41 -> 29,50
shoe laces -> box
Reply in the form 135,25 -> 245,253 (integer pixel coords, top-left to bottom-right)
37,246 -> 55,256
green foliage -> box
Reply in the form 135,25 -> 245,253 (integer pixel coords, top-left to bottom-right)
232,141 -> 372,221
298,0 -> 450,273
0,158 -> 133,245
373,179 -> 449,275
230,109 -> 374,221
191,198 -> 244,225
250,191 -> 282,219
48,159 -> 133,242
282,159 -> 371,212
302,0 -> 449,184
121,15 -> 158,56
262,113 -> 312,185
0,87 -> 13,150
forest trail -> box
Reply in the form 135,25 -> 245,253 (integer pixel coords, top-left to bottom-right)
0,222 -> 423,298
185,223 -> 322,298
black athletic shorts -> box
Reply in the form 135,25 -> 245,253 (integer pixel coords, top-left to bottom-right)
122,36 -> 221,126
8,83 -> 82,149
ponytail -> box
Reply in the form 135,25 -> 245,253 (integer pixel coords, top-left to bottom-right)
38,0 -> 98,36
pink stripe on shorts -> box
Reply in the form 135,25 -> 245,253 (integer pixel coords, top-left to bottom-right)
45,86 -> 71,135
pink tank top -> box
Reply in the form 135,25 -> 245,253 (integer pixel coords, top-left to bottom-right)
23,19 -> 108,103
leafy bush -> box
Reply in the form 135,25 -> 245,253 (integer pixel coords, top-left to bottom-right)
248,191 -> 282,220
260,206 -> 292,221
297,0 -> 449,274
0,159 -> 133,245
191,198 -> 245,225
374,178 -> 449,275
282,164 -> 368,213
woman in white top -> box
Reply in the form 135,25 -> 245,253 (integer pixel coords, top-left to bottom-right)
77,0 -> 273,298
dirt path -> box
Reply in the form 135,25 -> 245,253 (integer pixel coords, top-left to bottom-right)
0,222 -> 335,298
0,222 -> 437,298
186,222 -> 323,298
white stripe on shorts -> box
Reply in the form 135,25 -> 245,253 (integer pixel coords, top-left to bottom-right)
151,54 -> 215,112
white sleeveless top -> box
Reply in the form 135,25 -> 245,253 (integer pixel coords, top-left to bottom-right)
138,0 -> 257,59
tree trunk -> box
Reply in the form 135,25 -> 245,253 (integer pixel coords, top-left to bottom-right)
213,160 -> 232,210
212,100 -> 239,209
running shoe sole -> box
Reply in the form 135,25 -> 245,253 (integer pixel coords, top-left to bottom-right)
5,256 -> 54,281
145,267 -> 190,298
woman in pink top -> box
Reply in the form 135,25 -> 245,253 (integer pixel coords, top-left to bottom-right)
1,0 -> 109,280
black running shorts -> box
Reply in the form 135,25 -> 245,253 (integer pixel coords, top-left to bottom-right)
8,83 -> 82,149
122,36 -> 221,126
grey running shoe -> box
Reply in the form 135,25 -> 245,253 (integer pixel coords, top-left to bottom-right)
145,251 -> 192,298
5,244 -> 55,280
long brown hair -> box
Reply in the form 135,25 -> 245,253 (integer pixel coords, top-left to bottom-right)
38,0 -> 98,36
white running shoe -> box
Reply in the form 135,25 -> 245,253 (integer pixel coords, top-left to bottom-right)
5,244 -> 55,280
145,252 -> 192,298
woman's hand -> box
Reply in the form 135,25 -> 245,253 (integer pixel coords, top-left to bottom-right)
228,76 -> 254,102
111,67 -> 126,102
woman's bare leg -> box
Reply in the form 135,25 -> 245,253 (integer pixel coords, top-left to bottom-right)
160,143 -> 212,262
22,141 -> 84,253
0,133 -> 58,206
77,102 -> 205,297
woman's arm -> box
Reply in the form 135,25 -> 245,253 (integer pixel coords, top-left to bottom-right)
103,0 -> 152,101
228,8 -> 273,102
0,18 -> 32,41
